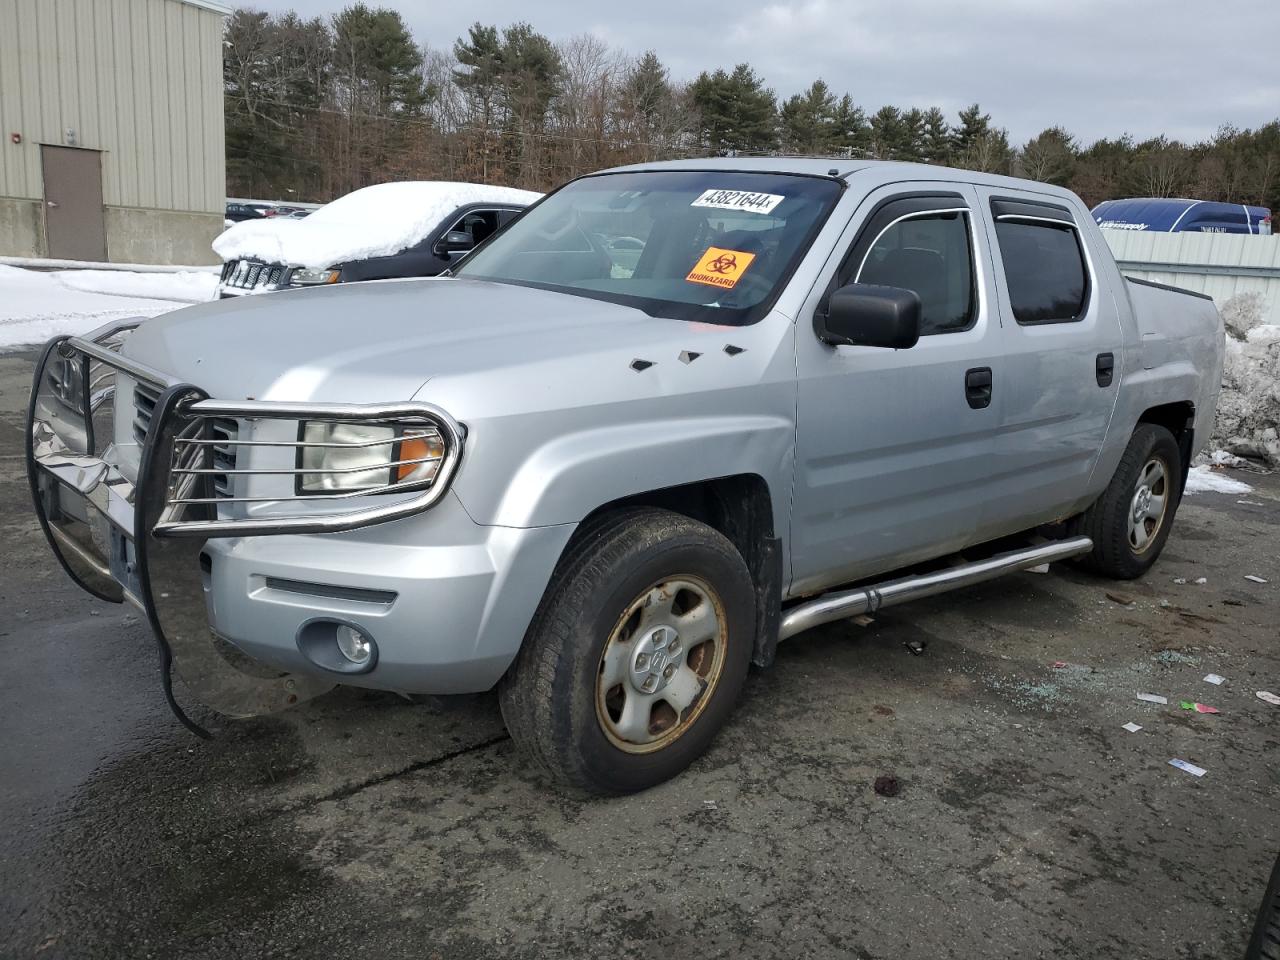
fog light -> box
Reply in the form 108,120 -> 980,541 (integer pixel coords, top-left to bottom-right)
336,624 -> 373,664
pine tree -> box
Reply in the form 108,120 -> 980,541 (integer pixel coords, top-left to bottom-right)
900,108 -> 926,162
779,79 -> 838,154
868,105 -> 903,159
831,94 -> 868,157
951,103 -> 990,161
689,63 -> 777,155
922,106 -> 950,164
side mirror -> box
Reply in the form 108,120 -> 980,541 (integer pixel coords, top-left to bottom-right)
435,230 -> 474,255
817,284 -> 921,349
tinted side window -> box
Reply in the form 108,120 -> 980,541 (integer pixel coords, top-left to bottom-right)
856,212 -> 976,335
993,220 -> 1088,324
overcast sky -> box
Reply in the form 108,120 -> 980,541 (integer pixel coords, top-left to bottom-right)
247,0 -> 1280,145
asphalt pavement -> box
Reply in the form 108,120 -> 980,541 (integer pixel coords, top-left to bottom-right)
1,348 -> 1277,959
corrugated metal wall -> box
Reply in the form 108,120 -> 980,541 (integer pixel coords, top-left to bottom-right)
1103,229 -> 1280,325
0,0 -> 225,214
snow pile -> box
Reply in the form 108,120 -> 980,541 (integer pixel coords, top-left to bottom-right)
212,181 -> 542,269
1214,293 -> 1280,464
56,269 -> 217,303
0,264 -> 212,350
1184,464 -> 1254,495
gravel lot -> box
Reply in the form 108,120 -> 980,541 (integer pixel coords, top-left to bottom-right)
1,347 -> 1277,959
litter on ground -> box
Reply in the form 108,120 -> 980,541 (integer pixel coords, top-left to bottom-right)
1181,701 -> 1220,714
1027,563 -> 1050,574
1245,575 -> 1269,584
1204,674 -> 1225,685
904,640 -> 926,656
1194,577 -> 1208,585
1137,693 -> 1168,705
1169,759 -> 1207,778
1257,691 -> 1280,706
1122,722 -> 1143,733
1237,500 -> 1264,506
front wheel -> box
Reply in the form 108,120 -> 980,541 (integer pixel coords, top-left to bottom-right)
500,507 -> 755,795
1072,423 -> 1183,579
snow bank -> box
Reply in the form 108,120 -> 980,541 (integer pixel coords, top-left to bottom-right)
0,255 -> 219,273
1213,293 -> 1280,464
1184,464 -> 1254,495
212,181 -> 542,269
55,269 -> 217,303
0,265 -> 210,350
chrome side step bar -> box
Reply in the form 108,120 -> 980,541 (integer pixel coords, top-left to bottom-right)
778,536 -> 1093,642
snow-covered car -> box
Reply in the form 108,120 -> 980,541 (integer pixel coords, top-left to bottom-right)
213,182 -> 541,298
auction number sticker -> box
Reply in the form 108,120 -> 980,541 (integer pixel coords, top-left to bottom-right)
686,246 -> 756,290
691,189 -> 784,215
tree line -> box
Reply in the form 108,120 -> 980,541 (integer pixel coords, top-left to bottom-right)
224,4 -> 1280,214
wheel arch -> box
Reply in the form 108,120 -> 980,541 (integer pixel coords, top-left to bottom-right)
571,474 -> 783,669
1138,400 -> 1196,490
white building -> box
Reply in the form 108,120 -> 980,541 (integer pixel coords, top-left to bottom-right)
0,0 -> 228,264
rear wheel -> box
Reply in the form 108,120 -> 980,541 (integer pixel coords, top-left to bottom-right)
499,507 -> 755,795
1073,423 -> 1183,579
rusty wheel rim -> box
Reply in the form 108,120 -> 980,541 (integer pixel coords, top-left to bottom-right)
1129,457 -> 1169,554
595,576 -> 727,755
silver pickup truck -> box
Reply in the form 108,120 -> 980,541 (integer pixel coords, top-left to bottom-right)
27,159 -> 1224,795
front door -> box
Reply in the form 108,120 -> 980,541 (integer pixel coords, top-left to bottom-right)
790,183 -> 1005,596
40,145 -> 107,261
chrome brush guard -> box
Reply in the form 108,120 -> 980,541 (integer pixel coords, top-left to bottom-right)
26,321 -> 464,727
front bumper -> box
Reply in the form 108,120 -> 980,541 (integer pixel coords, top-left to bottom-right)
26,323 -> 571,723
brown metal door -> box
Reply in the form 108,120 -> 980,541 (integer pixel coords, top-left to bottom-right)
41,145 -> 107,261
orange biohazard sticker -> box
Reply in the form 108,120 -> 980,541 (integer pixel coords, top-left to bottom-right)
686,246 -> 756,290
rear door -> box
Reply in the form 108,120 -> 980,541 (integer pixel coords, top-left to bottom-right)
790,183 -> 1005,594
973,188 -> 1124,537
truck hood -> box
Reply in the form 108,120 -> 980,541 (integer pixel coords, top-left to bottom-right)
121,277 -> 761,405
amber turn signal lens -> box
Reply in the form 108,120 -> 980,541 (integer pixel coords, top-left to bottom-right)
396,435 -> 444,481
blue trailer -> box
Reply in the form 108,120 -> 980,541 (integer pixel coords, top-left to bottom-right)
1092,197 -> 1272,235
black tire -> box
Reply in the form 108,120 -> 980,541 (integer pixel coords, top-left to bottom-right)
499,507 -> 756,796
1072,423 -> 1183,579
1247,853 -> 1280,960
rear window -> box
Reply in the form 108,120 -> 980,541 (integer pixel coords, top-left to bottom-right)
993,220 -> 1088,324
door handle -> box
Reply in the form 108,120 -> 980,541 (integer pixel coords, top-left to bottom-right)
1096,352 -> 1115,387
965,367 -> 992,409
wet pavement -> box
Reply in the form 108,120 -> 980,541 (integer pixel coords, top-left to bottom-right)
1,347 -> 1278,959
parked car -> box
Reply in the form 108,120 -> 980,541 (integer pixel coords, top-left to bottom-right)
214,181 -> 541,298
224,202 -> 272,223
27,159 -> 1224,796
1093,197 -> 1272,235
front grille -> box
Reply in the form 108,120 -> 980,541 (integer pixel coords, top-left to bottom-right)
221,259 -> 288,291
133,381 -> 160,443
134,382 -> 238,497
209,418 -> 239,498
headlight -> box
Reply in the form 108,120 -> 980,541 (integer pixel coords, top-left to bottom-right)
290,267 -> 341,287
297,421 -> 445,494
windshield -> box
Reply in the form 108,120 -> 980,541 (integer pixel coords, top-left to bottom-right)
454,170 -> 843,325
